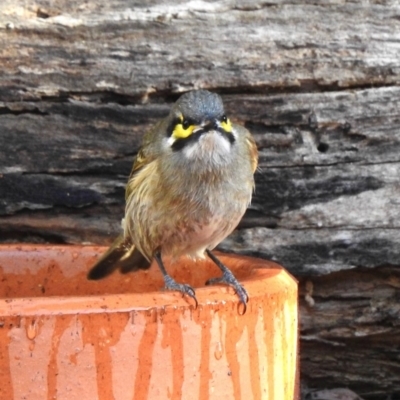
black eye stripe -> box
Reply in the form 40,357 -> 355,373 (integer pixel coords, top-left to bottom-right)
171,127 -> 235,151
171,130 -> 202,151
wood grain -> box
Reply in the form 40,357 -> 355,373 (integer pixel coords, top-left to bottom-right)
1,1 -> 399,398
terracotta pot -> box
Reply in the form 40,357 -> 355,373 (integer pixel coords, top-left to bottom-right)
0,244 -> 298,400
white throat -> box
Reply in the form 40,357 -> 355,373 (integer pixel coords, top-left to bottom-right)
182,131 -> 232,165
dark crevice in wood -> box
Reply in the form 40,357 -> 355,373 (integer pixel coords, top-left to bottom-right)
3,81 -> 398,107
258,158 -> 400,168
19,169 -> 131,178
0,106 -> 49,117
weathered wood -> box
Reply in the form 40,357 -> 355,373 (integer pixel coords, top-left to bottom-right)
299,267 -> 400,399
0,1 -> 399,398
1,1 -> 399,99
301,387 -> 364,400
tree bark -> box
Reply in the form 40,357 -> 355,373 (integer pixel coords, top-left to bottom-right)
1,1 -> 399,398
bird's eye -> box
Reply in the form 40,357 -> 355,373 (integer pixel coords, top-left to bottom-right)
182,119 -> 191,130
221,115 -> 227,123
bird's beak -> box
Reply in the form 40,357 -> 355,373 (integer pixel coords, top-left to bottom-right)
193,120 -> 218,134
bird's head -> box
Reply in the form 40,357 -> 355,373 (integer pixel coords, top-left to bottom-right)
165,90 -> 235,158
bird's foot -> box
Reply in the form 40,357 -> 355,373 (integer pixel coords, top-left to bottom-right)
163,275 -> 198,307
206,269 -> 249,313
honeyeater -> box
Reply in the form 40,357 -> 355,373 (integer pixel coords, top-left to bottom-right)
88,90 -> 258,311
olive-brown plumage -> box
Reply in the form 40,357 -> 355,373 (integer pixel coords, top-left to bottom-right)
88,90 -> 258,310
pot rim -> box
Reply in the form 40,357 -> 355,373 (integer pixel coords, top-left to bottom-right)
0,244 -> 295,317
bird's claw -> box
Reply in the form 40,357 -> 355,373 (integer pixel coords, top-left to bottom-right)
206,270 -> 249,314
163,275 -> 198,308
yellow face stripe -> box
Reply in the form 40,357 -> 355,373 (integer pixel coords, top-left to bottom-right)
172,115 -> 195,139
221,118 -> 232,133
172,123 -> 195,139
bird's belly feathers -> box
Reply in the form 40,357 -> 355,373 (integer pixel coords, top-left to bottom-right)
175,212 -> 244,259
148,200 -> 247,260
124,160 -> 252,260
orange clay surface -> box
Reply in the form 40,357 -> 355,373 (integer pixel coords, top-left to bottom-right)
0,244 -> 298,400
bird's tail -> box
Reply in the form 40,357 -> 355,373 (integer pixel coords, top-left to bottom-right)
87,235 -> 151,280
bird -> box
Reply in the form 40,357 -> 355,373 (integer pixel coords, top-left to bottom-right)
87,89 -> 258,311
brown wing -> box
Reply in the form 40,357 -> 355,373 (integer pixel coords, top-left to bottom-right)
246,134 -> 258,173
125,149 -> 148,199
88,121 -> 166,280
125,120 -> 164,201
233,123 -> 259,173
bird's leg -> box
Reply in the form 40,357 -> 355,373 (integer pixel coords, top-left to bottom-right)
154,251 -> 198,307
205,249 -> 249,311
